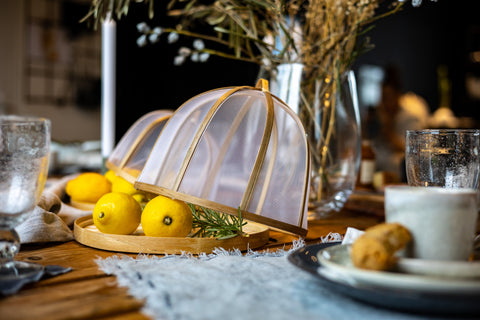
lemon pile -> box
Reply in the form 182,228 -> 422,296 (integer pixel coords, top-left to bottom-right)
66,170 -> 146,205
93,193 -> 193,237
66,172 -> 112,204
68,170 -> 193,237
68,170 -> 192,237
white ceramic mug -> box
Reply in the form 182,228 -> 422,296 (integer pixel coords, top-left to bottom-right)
385,186 -> 479,261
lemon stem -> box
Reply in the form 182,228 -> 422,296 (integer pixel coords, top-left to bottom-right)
99,212 -> 105,219
163,216 -> 173,226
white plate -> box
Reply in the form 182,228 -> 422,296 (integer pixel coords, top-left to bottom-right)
396,257 -> 480,278
317,244 -> 480,294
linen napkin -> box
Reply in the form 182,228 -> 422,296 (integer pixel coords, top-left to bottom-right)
341,227 -> 365,245
16,191 -> 74,243
15,174 -> 92,243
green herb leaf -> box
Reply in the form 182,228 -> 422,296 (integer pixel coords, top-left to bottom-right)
188,204 -> 247,239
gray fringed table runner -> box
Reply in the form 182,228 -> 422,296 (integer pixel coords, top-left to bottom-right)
96,240 -> 439,320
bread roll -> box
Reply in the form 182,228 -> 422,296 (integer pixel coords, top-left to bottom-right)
350,223 -> 411,271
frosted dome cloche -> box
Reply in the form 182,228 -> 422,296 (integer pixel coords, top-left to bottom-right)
135,80 -> 310,236
106,110 -> 173,183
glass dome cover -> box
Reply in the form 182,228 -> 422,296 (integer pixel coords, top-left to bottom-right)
136,80 -> 310,236
106,110 -> 172,183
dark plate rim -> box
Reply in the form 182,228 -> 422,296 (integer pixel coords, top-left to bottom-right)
287,242 -> 480,316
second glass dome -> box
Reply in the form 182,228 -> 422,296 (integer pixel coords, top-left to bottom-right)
107,110 -> 172,183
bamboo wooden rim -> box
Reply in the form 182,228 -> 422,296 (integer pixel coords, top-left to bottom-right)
200,94 -> 254,199
239,79 -> 275,211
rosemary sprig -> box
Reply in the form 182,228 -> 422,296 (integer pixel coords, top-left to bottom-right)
188,204 -> 247,240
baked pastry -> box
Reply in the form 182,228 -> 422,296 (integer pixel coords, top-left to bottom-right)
350,223 -> 411,271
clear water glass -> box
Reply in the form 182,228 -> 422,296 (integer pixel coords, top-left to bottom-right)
0,116 -> 50,280
406,129 -> 480,188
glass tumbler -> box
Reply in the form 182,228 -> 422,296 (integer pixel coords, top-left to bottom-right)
0,116 -> 50,282
405,129 -> 480,188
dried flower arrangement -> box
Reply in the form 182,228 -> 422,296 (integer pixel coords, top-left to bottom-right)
82,0 -> 438,73
83,0 -> 405,73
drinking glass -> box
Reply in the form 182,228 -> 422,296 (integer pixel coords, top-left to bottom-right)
405,129 -> 480,188
0,116 -> 50,280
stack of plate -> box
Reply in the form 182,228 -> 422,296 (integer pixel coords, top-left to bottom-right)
288,243 -> 480,316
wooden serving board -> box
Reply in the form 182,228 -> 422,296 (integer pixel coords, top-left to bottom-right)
74,216 -> 270,254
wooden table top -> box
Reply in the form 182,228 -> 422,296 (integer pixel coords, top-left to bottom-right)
0,205 -> 383,320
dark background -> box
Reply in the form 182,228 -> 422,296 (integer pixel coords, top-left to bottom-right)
353,0 -> 480,119
113,0 -> 480,141
114,3 -> 259,142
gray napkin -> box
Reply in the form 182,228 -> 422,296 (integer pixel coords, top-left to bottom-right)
15,174 -> 92,243
0,264 -> 73,296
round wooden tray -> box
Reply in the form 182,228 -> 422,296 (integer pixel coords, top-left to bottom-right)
74,215 -> 270,254
70,200 -> 95,211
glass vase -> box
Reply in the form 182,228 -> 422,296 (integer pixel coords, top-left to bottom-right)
270,63 -> 361,219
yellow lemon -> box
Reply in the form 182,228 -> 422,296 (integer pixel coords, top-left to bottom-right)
66,172 -> 111,204
104,170 -> 117,183
141,195 -> 193,237
132,193 -> 147,204
93,192 -> 142,235
111,175 -> 147,203
112,176 -> 138,195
